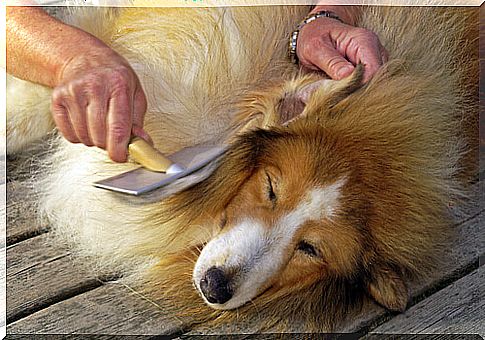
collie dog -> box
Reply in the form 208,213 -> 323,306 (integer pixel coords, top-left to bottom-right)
6,3 -> 478,332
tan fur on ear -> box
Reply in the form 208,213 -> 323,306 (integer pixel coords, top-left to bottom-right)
230,83 -> 309,138
276,94 -> 306,126
306,64 -> 365,114
367,265 -> 408,312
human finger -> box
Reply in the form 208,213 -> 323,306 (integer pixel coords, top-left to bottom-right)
106,89 -> 133,162
86,95 -> 108,149
304,38 -> 355,80
131,86 -> 149,138
357,46 -> 384,83
132,126 -> 153,145
51,88 -> 80,144
349,33 -> 386,83
66,91 -> 94,146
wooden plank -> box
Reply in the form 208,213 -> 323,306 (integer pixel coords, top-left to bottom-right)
370,269 -> 484,335
7,233 -> 188,335
6,233 -> 101,323
7,282 -> 186,336
6,180 -> 49,246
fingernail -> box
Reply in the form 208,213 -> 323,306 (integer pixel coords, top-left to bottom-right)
337,66 -> 354,79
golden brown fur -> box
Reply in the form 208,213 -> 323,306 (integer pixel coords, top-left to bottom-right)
7,4 -> 478,333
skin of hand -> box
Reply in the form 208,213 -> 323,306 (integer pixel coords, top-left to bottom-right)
297,5 -> 389,83
7,6 -> 150,162
51,49 -> 150,162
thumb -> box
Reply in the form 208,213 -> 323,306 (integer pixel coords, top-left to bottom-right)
311,42 -> 355,80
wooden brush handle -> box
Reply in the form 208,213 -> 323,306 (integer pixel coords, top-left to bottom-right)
128,137 -> 176,172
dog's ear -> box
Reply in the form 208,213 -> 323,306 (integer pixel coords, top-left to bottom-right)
231,82 -> 310,135
233,64 -> 364,136
366,264 -> 408,312
310,63 -> 364,110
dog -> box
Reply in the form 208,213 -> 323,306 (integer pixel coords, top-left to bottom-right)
6,3 -> 478,332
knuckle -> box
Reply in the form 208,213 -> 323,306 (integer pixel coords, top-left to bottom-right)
110,81 -> 130,97
52,109 -> 68,121
110,67 -> 131,84
354,27 -> 379,41
67,81 -> 80,95
93,139 -> 106,149
109,122 -> 130,143
365,30 -> 380,43
327,55 -> 345,70
52,86 -> 68,103
354,27 -> 369,36
84,76 -> 104,95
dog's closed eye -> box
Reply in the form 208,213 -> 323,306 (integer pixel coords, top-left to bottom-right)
296,240 -> 319,257
266,172 -> 277,206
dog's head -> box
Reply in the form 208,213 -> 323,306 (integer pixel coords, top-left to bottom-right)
185,66 -> 410,317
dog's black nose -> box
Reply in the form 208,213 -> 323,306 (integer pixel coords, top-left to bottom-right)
199,266 -> 233,304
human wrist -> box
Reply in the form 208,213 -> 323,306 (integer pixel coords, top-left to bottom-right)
310,5 -> 359,26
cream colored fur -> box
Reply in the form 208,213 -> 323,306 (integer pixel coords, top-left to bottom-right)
6,74 -> 54,153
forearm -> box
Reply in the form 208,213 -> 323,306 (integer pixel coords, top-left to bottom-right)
7,6 -> 116,87
310,4 -> 361,26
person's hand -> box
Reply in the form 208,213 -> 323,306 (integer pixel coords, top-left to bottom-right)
297,16 -> 388,83
51,48 -> 150,162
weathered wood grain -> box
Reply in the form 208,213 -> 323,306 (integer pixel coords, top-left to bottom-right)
7,281 -> 186,336
6,233 -> 101,323
6,180 -> 49,246
6,230 -> 188,335
370,268 -> 484,336
7,184 -> 483,336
